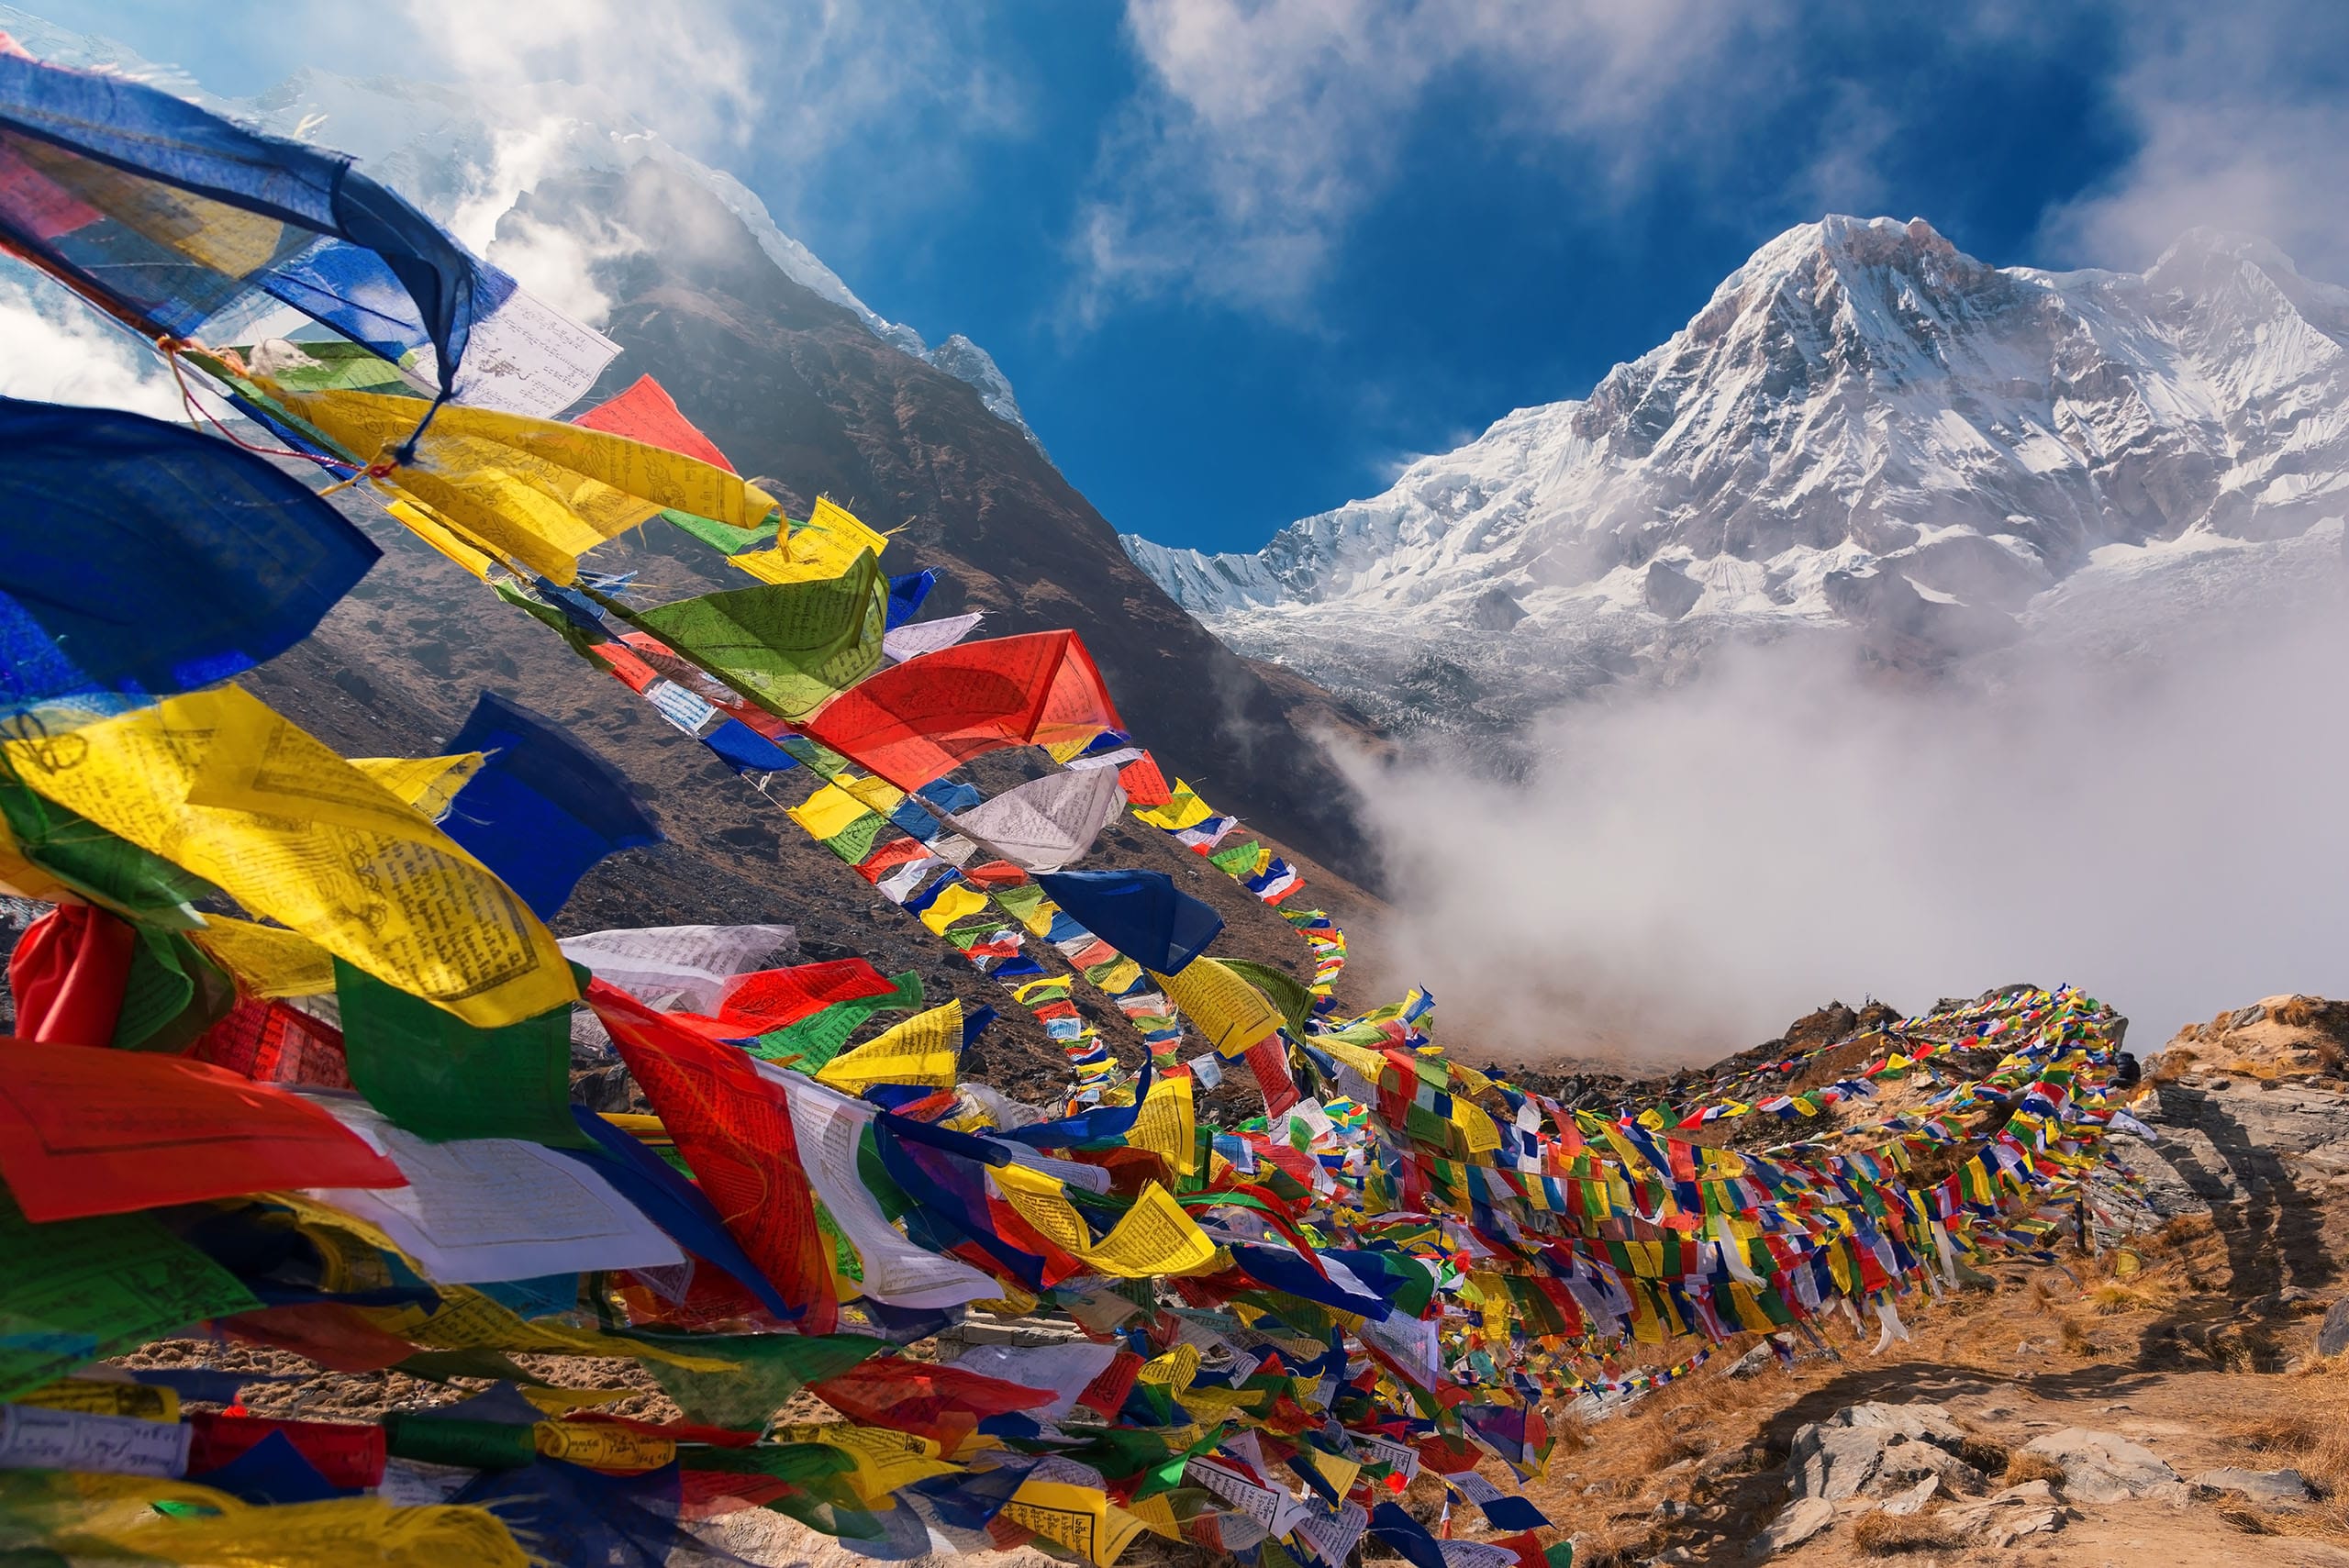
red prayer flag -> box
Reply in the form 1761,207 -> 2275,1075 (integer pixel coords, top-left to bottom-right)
6,904 -> 134,1044
0,1041 -> 404,1221
1116,752 -> 1173,807
1075,1350 -> 1144,1417
802,630 -> 1121,792
717,959 -> 895,1029
217,1303 -> 420,1373
187,997 -> 353,1089
571,373 -> 737,473
585,980 -> 837,1333
809,1353 -> 1052,1450
186,1412 -> 386,1488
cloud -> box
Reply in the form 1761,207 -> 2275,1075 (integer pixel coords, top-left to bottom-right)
0,271 -> 182,418
1074,0 -> 1792,317
2040,1 -> 2349,277
1339,539 -> 2349,1066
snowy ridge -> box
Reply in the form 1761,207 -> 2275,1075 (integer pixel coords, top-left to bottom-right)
0,6 -> 1041,445
1125,217 -> 2349,731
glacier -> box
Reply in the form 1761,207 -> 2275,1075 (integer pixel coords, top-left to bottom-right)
1125,216 -> 2349,735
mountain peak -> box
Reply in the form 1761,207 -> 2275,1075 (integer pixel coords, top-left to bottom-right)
1126,217 -> 2349,736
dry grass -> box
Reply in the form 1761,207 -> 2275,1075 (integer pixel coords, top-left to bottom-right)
2087,1273 -> 2183,1315
2002,1451 -> 2066,1487
1852,1511 -> 1957,1555
2057,1315 -> 2098,1356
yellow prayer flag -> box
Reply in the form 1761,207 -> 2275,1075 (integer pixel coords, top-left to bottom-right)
1131,1072 -> 1198,1176
385,497 -> 495,579
1001,1479 -> 1150,1568
840,773 -> 906,814
1150,957 -> 1283,1059
44,1474 -> 529,1568
533,1421 -> 674,1473
347,751 -> 487,820
990,1168 -> 1221,1279
2,687 -> 573,1027
1453,1099 -> 1503,1155
270,387 -> 778,585
918,880 -> 993,937
11,1379 -> 178,1422
815,1000 -> 963,1090
1131,779 -> 1213,832
1134,1342 -> 1202,1393
731,495 -> 890,585
787,782 -> 878,841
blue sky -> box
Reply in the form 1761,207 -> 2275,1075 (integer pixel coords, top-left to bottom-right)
19,0 -> 2349,554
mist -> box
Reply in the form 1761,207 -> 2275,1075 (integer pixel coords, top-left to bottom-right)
1337,539 -> 2349,1067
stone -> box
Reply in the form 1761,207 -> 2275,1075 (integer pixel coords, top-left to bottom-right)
2021,1429 -> 2180,1503
1984,1480 -> 2058,1507
1988,1507 -> 2069,1547
1787,1403 -> 1986,1505
1753,1496 -> 1835,1558
2193,1467 -> 2314,1502
1881,1476 -> 1939,1517
2318,1298 -> 2349,1357
2231,1004 -> 2267,1029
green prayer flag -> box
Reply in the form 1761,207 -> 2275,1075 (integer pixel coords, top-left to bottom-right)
0,1195 -> 260,1401
334,959 -> 589,1148
661,507 -> 774,556
637,1332 -> 883,1430
1219,959 -> 1315,1039
0,775 -> 216,922
112,927 -> 234,1053
1208,839 -> 1262,877
629,549 -> 885,719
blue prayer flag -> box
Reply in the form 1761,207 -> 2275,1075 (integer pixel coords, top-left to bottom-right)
1032,869 -> 1223,975
0,396 -> 378,721
440,691 -> 661,919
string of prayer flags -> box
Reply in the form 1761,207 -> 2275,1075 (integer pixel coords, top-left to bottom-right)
0,50 -> 488,399
0,395 -> 378,724
435,691 -> 661,920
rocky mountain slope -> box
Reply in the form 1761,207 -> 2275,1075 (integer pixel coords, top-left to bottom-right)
1126,217 -> 2349,736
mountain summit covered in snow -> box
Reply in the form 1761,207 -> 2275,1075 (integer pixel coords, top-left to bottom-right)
1126,217 -> 2349,733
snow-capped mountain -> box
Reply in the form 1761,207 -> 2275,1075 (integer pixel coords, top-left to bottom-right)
0,5 -> 1043,449
1125,217 -> 2349,732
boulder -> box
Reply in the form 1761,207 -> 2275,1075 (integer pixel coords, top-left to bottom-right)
2021,1429 -> 2180,1502
1786,1403 -> 1985,1504
1988,1507 -> 2068,1547
1753,1496 -> 1835,1558
2319,1298 -> 2349,1357
2194,1467 -> 2314,1502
